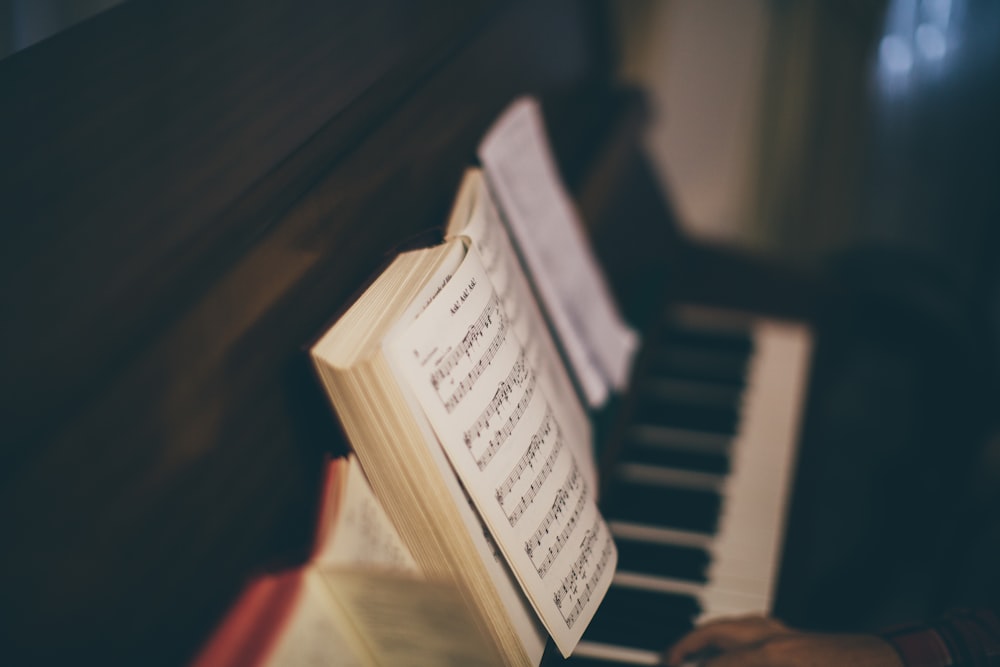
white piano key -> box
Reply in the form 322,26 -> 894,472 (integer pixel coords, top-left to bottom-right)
609,520 -> 714,549
573,640 -> 661,665
613,571 -> 706,597
700,319 -> 812,619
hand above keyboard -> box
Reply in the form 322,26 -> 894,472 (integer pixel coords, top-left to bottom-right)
664,615 -> 901,667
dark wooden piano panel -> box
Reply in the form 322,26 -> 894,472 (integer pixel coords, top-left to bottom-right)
0,0 -> 623,663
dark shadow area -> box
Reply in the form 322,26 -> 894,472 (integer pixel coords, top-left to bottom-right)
776,0 -> 1000,632
1,0 -> 126,59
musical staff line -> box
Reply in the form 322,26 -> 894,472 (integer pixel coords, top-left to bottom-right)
438,294 -> 507,413
553,518 -> 601,609
463,352 -> 529,448
559,531 -> 614,629
432,290 -> 499,391
524,462 -> 586,578
498,411 -> 564,527
473,371 -> 536,471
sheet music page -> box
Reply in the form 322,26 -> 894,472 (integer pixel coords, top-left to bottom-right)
384,246 -> 617,657
315,455 -> 420,573
478,97 -> 639,407
448,172 -> 598,495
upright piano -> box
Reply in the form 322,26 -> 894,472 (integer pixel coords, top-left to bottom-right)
0,0 -> 828,664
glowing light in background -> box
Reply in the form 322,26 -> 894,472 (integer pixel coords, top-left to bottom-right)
922,0 -> 953,28
880,35 -> 914,75
877,0 -> 961,95
915,24 -> 947,61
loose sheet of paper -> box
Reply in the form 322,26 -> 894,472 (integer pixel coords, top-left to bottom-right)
448,173 -> 597,495
385,246 -> 616,657
479,97 -> 639,408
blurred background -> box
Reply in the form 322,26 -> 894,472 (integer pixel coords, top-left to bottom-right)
614,0 -> 1000,633
618,0 -> 1000,275
616,0 -> 1000,632
5,1 -> 998,296
3,0 -> 999,646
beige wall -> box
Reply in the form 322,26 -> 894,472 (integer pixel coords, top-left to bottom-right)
617,0 -> 773,249
616,1 -> 884,266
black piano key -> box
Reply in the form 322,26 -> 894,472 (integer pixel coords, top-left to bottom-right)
647,321 -> 753,384
561,658 -> 643,666
633,397 -> 740,436
658,325 -> 753,355
583,585 -> 699,651
621,443 -> 730,476
637,379 -> 744,419
646,347 -> 750,387
557,652 -> 669,667
604,484 -> 721,534
615,537 -> 710,583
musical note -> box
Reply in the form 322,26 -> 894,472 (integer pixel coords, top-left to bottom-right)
557,531 -> 614,629
431,291 -> 500,391
435,294 -> 507,413
553,520 -> 600,609
553,565 -> 579,610
523,462 -> 586,578
388,242 -> 612,652
472,370 -> 536,470
497,411 -> 563,527
463,352 -> 530,449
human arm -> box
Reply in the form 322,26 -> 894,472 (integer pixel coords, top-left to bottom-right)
665,610 -> 1000,667
663,615 -> 900,667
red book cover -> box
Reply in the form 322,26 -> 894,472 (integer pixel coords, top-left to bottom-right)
190,570 -> 304,667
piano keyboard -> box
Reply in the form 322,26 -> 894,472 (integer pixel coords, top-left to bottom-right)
564,307 -> 813,665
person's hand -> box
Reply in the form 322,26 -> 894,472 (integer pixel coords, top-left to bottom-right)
664,615 -> 902,666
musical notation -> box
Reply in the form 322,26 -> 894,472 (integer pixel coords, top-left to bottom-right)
436,294 -> 507,413
533,481 -> 586,579
524,462 -> 586,578
496,411 -> 563,527
472,370 -> 536,471
431,291 -> 499,391
558,531 -> 614,629
552,519 -> 600,609
463,353 -> 529,449
388,242 -> 611,656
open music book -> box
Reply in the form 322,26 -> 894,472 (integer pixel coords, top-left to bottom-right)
311,241 -> 615,661
192,455 -> 501,667
309,97 -> 638,664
